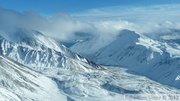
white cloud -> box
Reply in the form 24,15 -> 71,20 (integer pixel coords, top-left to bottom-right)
72,4 -> 180,23
71,4 -> 180,40
1,4 -> 180,42
0,7 -> 93,41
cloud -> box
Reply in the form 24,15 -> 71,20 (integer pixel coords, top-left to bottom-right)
71,4 -> 180,40
0,7 -> 93,41
1,4 -> 180,43
72,4 -> 180,23
45,13 -> 93,41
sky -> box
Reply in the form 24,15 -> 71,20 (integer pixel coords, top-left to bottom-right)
0,0 -> 180,14
0,0 -> 180,42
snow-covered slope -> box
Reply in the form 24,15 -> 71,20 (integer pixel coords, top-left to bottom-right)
70,35 -> 116,56
94,29 -> 180,88
1,55 -> 180,101
0,55 -> 68,101
0,28 -> 96,69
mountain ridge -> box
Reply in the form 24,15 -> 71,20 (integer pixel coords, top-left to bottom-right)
0,28 -> 100,70
71,29 -> 180,88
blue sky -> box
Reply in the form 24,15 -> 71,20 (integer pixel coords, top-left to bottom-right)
0,0 -> 180,14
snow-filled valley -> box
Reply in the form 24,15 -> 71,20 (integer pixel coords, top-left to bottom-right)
1,55 -> 180,101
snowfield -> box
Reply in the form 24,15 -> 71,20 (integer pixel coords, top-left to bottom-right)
1,55 -> 180,101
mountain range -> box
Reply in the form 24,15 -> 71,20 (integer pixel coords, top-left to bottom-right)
0,28 -> 180,101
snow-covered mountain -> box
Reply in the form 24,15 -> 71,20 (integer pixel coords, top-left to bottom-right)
93,30 -> 180,88
70,35 -> 116,57
0,28 -> 98,69
0,55 -> 68,101
71,29 -> 180,88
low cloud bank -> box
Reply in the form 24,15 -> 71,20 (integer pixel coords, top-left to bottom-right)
0,4 -> 180,42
